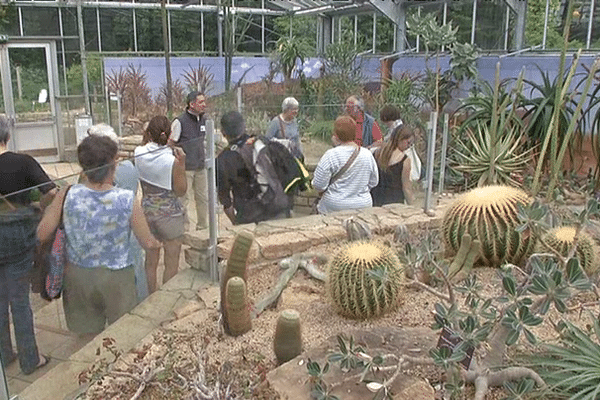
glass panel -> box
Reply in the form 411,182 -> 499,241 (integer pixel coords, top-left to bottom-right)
99,8 -> 135,52
475,0 -> 507,50
171,9 -> 202,52
21,6 -> 60,36
9,47 -> 51,123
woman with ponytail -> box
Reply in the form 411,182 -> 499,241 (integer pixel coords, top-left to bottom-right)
371,124 -> 415,206
135,116 -> 187,293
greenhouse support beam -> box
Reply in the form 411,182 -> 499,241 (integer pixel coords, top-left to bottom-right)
470,0 -> 477,45
586,0 -> 595,49
369,0 -> 406,51
542,0 -> 549,49
77,2 -> 91,115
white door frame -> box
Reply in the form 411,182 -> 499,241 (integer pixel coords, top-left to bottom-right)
0,40 -> 64,162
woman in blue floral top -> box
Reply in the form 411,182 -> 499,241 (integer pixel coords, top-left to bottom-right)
38,135 -> 160,335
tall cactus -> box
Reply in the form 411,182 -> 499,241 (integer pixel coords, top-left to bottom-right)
326,241 -> 403,319
542,226 -> 598,276
225,277 -> 252,336
273,309 -> 302,365
221,230 -> 254,335
442,185 -> 535,267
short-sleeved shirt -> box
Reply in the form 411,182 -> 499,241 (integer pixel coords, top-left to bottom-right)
63,184 -> 134,270
265,116 -> 303,159
0,152 -> 55,206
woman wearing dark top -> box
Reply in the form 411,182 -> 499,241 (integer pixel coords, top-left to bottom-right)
371,124 -> 415,206
0,115 -> 54,374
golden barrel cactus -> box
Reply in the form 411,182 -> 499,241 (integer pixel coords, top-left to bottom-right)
542,226 -> 598,276
326,241 -> 403,319
442,185 -> 535,267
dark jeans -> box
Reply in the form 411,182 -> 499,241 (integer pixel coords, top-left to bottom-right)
0,207 -> 40,374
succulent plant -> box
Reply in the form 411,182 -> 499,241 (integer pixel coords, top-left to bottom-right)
326,241 -> 404,319
225,277 -> 252,336
273,309 -> 302,365
542,226 -> 598,276
442,185 -> 535,267
221,230 -> 254,335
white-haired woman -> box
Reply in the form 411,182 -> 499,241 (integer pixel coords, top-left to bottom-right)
86,124 -> 148,302
265,97 -> 304,161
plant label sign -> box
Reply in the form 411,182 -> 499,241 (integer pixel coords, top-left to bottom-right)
436,326 -> 475,369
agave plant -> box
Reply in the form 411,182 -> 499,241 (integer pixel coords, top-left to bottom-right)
451,62 -> 532,188
452,122 -> 533,187
530,318 -> 600,399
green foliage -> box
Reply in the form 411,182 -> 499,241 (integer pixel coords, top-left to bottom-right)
327,241 -> 403,319
273,15 -> 317,50
274,36 -> 312,81
406,12 -> 457,56
66,55 -> 103,95
525,0 -> 565,49
530,318 -> 600,400
306,120 -> 334,143
452,64 -> 532,188
0,1 -> 16,34
449,42 -> 478,83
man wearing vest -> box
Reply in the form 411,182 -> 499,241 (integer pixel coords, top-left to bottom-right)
170,91 -> 208,231
344,95 -> 383,148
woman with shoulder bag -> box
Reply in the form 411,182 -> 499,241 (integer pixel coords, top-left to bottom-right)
311,116 -> 379,214
0,115 -> 54,374
37,135 -> 161,336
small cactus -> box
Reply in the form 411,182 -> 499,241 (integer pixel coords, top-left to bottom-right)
542,226 -> 598,276
273,309 -> 302,365
442,185 -> 535,267
221,230 -> 254,334
225,277 -> 252,336
327,241 -> 404,319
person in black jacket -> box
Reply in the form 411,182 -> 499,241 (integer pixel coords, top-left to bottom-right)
169,91 -> 208,231
216,111 -> 292,225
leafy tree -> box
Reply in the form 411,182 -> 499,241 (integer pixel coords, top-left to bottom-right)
525,0 -> 564,49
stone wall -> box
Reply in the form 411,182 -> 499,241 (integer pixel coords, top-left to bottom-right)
183,201 -> 452,272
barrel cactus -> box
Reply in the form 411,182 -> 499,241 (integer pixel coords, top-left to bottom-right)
225,277 -> 252,336
442,185 -> 535,267
542,226 -> 598,276
273,309 -> 302,365
326,241 -> 403,319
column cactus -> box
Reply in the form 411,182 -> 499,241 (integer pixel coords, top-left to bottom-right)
221,230 -> 254,335
273,309 -> 302,365
326,241 -> 404,319
225,277 -> 252,336
442,185 -> 535,267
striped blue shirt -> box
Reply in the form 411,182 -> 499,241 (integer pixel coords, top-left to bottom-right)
312,145 -> 379,214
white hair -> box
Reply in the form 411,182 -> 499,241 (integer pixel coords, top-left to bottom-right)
282,97 -> 299,112
87,123 -> 119,145
347,95 -> 364,111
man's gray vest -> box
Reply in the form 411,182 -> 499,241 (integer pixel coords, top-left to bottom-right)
361,113 -> 375,147
176,111 -> 206,170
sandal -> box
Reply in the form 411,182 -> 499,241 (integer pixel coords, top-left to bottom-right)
23,354 -> 50,375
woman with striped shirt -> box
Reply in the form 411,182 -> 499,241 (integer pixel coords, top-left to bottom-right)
312,116 -> 379,214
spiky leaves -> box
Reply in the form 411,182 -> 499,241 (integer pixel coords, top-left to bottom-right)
542,226 -> 598,276
274,309 -> 302,365
327,241 -> 403,319
443,185 -> 535,267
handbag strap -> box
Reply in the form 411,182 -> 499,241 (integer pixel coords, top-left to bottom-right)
58,185 -> 72,227
277,115 -> 287,139
329,146 -> 360,187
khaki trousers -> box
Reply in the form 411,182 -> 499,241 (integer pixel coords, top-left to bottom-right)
185,169 -> 208,230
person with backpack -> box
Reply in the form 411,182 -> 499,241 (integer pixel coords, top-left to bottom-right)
217,111 -> 299,225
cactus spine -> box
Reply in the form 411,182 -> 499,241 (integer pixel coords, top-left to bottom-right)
273,309 -> 302,365
225,277 -> 252,336
221,230 -> 254,335
542,226 -> 598,276
327,241 -> 403,319
442,185 -> 535,267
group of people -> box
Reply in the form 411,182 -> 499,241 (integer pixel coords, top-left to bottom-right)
0,90 -> 419,376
